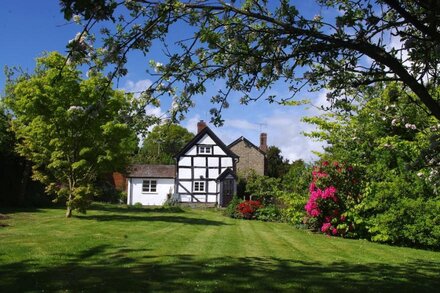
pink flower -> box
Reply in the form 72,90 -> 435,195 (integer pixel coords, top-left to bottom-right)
310,209 -> 321,217
321,222 -> 331,232
331,228 -> 338,235
322,186 -> 337,202
322,161 -> 329,167
309,182 -> 316,193
340,215 -> 346,222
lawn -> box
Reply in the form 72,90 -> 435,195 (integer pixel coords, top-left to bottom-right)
1,203 -> 439,292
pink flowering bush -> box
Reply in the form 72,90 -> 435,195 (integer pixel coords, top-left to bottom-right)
305,161 -> 362,237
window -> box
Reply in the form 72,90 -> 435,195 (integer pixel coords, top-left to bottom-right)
198,145 -> 212,154
142,180 -> 157,193
194,181 -> 205,192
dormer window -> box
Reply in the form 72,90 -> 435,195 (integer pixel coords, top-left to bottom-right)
198,145 -> 212,154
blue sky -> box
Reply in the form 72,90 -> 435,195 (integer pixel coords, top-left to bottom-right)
0,1 -> 330,162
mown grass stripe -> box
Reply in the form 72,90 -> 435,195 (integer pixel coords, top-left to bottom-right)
0,203 -> 439,292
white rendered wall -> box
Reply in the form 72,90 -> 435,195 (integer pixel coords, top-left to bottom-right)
221,157 -> 233,167
128,178 -> 174,206
198,135 -> 215,145
179,157 -> 191,166
186,145 -> 197,155
213,146 -> 226,155
193,168 -> 206,178
178,168 -> 192,179
208,168 -> 219,178
194,157 -> 206,166
208,157 -> 219,166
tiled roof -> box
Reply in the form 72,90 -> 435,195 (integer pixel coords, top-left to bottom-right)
174,126 -> 238,159
127,164 -> 176,178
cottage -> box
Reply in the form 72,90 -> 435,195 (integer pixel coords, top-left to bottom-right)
124,120 -> 268,207
126,164 -> 175,206
174,121 -> 239,207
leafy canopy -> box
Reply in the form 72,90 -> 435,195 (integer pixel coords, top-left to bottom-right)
304,83 -> 440,248
134,123 -> 194,164
4,52 -> 138,217
59,0 -> 440,123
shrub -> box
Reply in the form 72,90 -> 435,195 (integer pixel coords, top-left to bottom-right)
304,161 -> 363,237
278,191 -> 308,225
133,202 -> 143,208
237,200 -> 262,219
256,204 -> 281,222
362,175 -> 440,248
245,171 -> 280,203
224,194 -> 242,218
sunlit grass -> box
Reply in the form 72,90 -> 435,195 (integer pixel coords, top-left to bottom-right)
1,203 -> 439,292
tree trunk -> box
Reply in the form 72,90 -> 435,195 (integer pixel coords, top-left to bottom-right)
17,160 -> 31,206
66,192 -> 73,218
65,206 -> 72,218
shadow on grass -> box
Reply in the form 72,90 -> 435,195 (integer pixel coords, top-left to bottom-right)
0,207 -> 50,214
90,203 -> 185,214
74,214 -> 228,226
1,245 -> 439,292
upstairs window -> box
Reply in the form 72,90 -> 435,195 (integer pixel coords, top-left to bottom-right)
142,180 -> 157,193
194,181 -> 205,192
198,145 -> 212,154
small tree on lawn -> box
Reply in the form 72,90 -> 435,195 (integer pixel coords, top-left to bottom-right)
4,52 -> 137,217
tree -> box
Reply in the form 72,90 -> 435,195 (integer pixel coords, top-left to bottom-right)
135,123 -> 194,164
266,146 -> 289,178
304,83 -> 440,248
59,0 -> 440,123
4,52 -> 138,217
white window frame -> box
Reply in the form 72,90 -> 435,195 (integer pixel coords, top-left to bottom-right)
193,181 -> 206,193
198,145 -> 212,154
142,179 -> 157,193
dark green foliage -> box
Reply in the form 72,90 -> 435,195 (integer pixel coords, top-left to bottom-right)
277,161 -> 312,225
0,106 -> 46,207
278,191 -> 308,226
255,204 -> 281,222
4,52 -> 138,217
224,194 -> 241,218
305,84 -> 440,248
363,176 -> 440,247
245,171 -> 280,202
94,178 -> 123,204
281,160 -> 312,193
266,146 -> 290,178
134,123 -> 194,164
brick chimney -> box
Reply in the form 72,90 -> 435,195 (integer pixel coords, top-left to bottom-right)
260,132 -> 268,153
197,120 -> 207,133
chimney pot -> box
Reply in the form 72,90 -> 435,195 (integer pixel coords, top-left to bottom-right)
197,120 -> 207,133
260,132 -> 268,153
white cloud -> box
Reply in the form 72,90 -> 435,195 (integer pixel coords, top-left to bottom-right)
121,78 -> 166,121
121,79 -> 152,96
224,119 -> 259,131
183,114 -> 202,134
262,109 -> 325,163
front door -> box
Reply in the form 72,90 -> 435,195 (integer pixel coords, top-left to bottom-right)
221,179 -> 235,207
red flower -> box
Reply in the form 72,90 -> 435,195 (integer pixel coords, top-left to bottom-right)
237,200 -> 262,219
